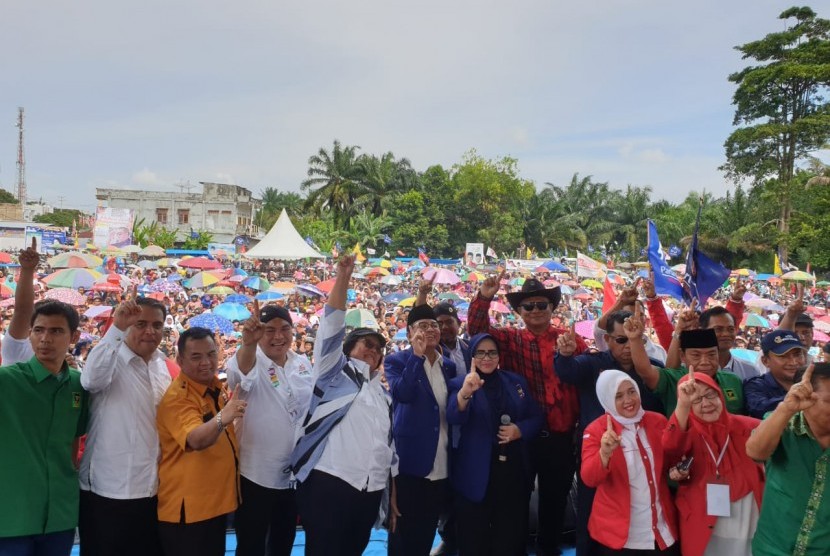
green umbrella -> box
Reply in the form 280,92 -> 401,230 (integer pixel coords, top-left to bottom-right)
345,308 -> 379,329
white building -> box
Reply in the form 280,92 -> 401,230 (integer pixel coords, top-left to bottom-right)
95,182 -> 262,244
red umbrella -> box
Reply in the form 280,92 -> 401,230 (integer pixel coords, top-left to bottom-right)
0,284 -> 12,298
178,257 -> 222,270
92,282 -> 123,293
0,252 -> 12,264
317,279 -> 337,294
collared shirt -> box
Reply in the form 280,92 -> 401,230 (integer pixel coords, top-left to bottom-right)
311,307 -> 393,492
226,347 -> 313,489
79,325 -> 171,499
468,294 -> 585,433
723,354 -> 760,381
422,354 -> 449,481
0,357 -> 88,537
444,341 -> 468,377
753,412 -> 830,556
156,373 -> 240,523
653,368 -> 744,417
744,372 -> 788,419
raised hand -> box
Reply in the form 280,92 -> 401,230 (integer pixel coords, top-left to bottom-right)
642,271 -> 657,299
623,304 -> 645,339
480,270 -> 506,299
410,329 -> 427,358
241,299 -> 264,346
731,277 -> 747,303
600,414 -> 621,459
618,278 -> 641,306
113,293 -> 143,331
675,299 -> 700,333
460,358 -> 484,398
418,276 -> 435,298
786,284 -> 805,317
336,254 -> 356,277
556,323 -> 578,357
223,384 -> 248,421
782,363 -> 819,414
677,365 -> 698,408
18,237 -> 39,272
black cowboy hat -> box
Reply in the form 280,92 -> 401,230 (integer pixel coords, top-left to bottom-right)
505,278 -> 561,312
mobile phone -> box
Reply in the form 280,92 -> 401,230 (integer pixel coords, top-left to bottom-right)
676,456 -> 694,472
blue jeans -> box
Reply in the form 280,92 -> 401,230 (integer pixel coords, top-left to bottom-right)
0,530 -> 74,556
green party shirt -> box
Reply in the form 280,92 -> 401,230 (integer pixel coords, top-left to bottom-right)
652,367 -> 745,417
753,412 -> 830,556
0,356 -> 88,537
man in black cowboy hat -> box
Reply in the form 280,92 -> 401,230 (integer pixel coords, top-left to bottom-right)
468,272 -> 587,556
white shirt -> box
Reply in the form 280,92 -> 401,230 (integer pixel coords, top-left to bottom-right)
423,354 -> 449,481
444,341 -> 468,377
723,354 -> 760,381
1,334 -> 34,366
593,321 -> 667,364
226,347 -> 313,489
79,326 -> 172,499
620,424 -> 675,550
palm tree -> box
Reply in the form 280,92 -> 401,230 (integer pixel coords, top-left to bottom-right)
349,212 -> 392,251
301,140 -> 364,228
356,152 -> 414,215
610,185 -> 652,259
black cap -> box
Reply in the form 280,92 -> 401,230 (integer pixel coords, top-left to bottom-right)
795,313 -> 814,328
680,329 -> 718,350
761,330 -> 804,355
505,278 -> 561,312
434,302 -> 460,322
407,304 -> 437,327
260,305 -> 293,325
343,327 -> 386,356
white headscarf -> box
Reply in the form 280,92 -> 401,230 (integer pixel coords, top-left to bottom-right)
595,369 -> 645,426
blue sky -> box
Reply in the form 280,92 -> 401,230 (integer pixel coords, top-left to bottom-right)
0,0 -> 812,212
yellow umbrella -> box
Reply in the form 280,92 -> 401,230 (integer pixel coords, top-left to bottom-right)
581,279 -> 603,289
398,297 -> 417,307
207,286 -> 235,295
365,267 -> 390,277
373,259 -> 392,269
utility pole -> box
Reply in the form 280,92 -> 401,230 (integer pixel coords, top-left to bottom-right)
16,107 -> 26,207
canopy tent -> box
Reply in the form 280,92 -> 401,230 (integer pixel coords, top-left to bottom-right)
244,209 -> 325,260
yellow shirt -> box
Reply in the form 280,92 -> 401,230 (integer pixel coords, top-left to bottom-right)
156,373 -> 240,523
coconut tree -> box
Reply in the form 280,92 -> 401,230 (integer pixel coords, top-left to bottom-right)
301,140 -> 364,228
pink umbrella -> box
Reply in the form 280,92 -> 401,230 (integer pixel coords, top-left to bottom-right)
814,330 -> 830,343
574,320 -> 595,339
490,301 -> 511,313
44,288 -> 87,305
178,257 -> 222,270
422,267 -> 460,285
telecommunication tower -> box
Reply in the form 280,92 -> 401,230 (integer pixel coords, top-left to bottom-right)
16,107 -> 26,207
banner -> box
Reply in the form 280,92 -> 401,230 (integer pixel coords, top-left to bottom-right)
464,243 -> 485,266
576,251 -> 606,278
93,207 -> 135,248
647,220 -> 684,300
207,242 -> 237,257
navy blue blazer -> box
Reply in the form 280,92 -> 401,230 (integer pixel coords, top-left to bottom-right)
384,348 -> 456,478
446,370 -> 543,503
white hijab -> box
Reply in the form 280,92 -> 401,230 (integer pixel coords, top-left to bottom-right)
595,369 -> 645,427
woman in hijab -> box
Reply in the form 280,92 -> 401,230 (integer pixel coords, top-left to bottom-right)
446,333 -> 542,556
663,368 -> 764,556
581,370 -> 679,555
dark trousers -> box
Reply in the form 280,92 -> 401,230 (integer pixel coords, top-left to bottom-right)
387,475 -> 447,556
79,490 -> 162,556
576,475 -> 600,556
0,530 -> 74,556
597,542 -> 680,556
158,515 -> 226,556
235,476 -> 297,556
455,456 -> 530,556
296,470 -> 382,556
436,494 -> 457,549
532,432 -> 576,555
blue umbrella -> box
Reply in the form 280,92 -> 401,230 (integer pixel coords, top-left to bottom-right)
225,293 -> 253,304
393,328 -> 407,341
296,284 -> 326,298
188,313 -> 234,335
255,291 -> 284,301
213,302 -> 252,321
231,267 -> 249,278
539,260 -> 569,272
559,285 -> 574,295
382,292 -> 409,303
755,273 -> 778,282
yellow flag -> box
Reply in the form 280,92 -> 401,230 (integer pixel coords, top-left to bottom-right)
526,246 -> 532,259
352,243 -> 366,263
774,252 -> 782,275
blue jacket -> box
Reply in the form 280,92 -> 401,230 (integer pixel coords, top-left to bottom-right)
384,348 -> 456,478
446,370 -> 542,503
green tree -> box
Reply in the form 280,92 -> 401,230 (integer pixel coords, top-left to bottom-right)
257,188 -> 306,230
181,230 -> 214,250
387,190 -> 449,254
301,140 -> 364,228
722,6 -> 830,262
34,209 -> 83,228
0,189 -> 18,203
356,152 -> 415,215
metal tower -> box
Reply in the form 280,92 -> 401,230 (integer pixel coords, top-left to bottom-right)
16,107 -> 26,207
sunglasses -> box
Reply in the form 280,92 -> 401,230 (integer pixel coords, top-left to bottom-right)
520,301 -> 550,312
473,349 -> 499,360
609,336 -> 629,345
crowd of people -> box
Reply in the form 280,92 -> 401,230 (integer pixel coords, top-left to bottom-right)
2,238 -> 830,556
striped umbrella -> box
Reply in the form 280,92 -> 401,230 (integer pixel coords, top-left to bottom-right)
43,268 -> 102,289
48,251 -> 103,269
207,286 -> 235,295
186,272 -> 221,289
243,276 -> 272,291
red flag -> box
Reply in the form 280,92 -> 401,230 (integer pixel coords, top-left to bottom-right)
418,248 -> 430,265
602,276 -> 617,314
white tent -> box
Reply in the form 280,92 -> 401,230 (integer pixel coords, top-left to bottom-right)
244,209 -> 325,259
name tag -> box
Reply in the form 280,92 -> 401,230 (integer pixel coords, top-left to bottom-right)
706,482 -> 730,517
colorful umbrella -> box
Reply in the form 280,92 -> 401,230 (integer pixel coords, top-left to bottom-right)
296,284 -> 326,298
317,278 -> 338,293
149,280 -> 183,293
510,277 -> 526,287
225,294 -> 253,304
383,292 -> 409,303
48,251 -> 103,268
44,288 -> 87,305
207,286 -> 235,295
243,276 -> 272,291
0,253 -> 13,264
380,275 -> 402,286
539,260 -> 569,272
84,306 -> 113,319
781,270 -> 814,282
269,282 -> 296,294
742,314 -> 770,328
490,301 -> 511,313
465,271 -> 486,282
581,279 -> 603,289
255,291 -> 284,301
178,257 -> 222,270
121,245 -> 142,254
422,267 -> 461,285
345,308 -> 379,329
188,313 -> 234,335
213,302 -> 251,321
138,260 -> 158,270
397,297 -> 418,307
0,284 -> 13,298
365,267 -> 390,278
138,245 -> 166,257
186,272 -> 221,289
92,282 -> 123,293
43,268 -> 102,289
437,292 -> 463,302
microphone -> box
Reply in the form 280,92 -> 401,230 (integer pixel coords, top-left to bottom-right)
499,414 -> 511,462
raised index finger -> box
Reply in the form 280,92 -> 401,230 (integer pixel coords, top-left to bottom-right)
31,236 -> 37,250
688,364 -> 695,383
802,363 -> 815,385
606,414 -> 612,433
132,283 -> 138,299
253,299 -> 261,320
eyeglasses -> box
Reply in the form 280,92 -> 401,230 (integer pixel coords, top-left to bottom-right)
691,390 -> 719,405
361,339 -> 385,354
520,301 -> 550,312
473,350 -> 499,360
609,336 -> 629,345
412,321 -> 440,331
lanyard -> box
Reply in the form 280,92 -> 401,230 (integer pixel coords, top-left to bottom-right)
701,434 -> 730,478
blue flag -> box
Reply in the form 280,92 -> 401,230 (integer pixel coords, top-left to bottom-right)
683,204 -> 731,307
668,244 -> 682,258
647,220 -> 684,300
383,234 -> 392,245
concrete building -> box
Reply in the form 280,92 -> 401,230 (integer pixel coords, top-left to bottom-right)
23,201 -> 54,222
95,182 -> 262,244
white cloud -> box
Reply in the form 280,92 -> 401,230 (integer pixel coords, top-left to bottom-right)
131,168 -> 163,187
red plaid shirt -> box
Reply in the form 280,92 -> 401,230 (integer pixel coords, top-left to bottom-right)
468,294 -> 587,433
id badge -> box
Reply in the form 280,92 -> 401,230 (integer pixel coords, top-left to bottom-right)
706,481 -> 731,517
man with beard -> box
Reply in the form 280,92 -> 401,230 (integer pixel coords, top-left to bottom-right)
384,304 -> 456,556
745,330 -> 807,419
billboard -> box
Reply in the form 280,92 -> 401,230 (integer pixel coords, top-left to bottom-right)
207,242 -> 237,257
94,207 -> 135,248
464,243 -> 485,266
25,227 -> 68,253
